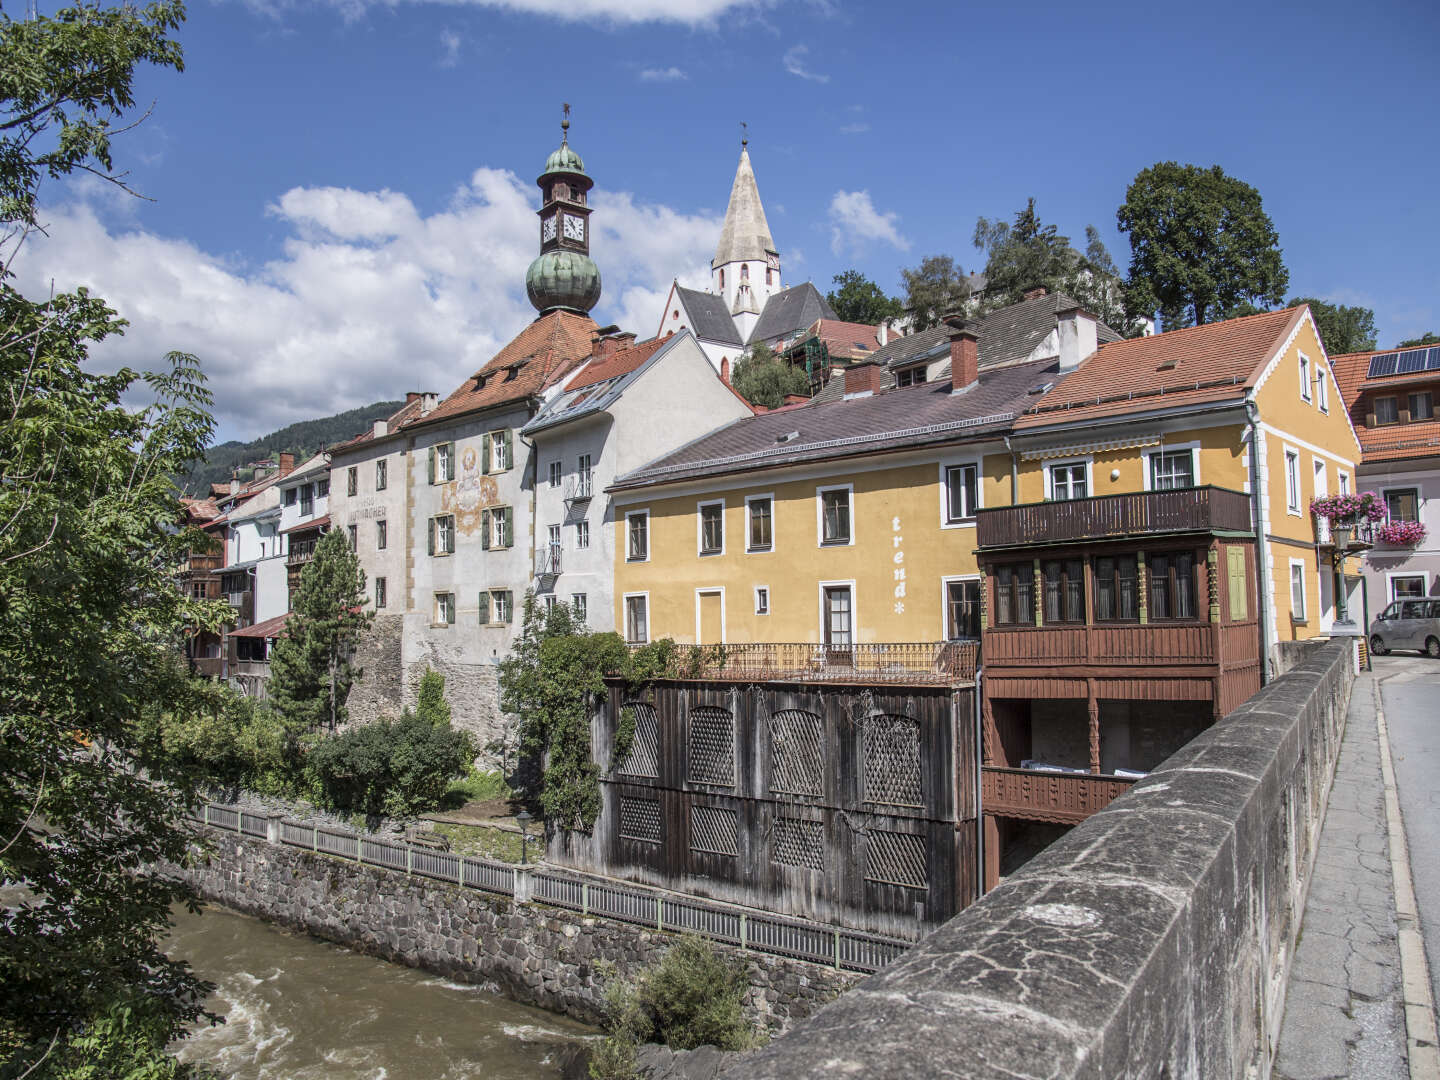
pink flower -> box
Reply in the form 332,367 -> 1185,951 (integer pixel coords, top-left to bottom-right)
1375,520 -> 1427,546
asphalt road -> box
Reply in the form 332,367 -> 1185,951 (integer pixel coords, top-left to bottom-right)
1377,653 -> 1440,1011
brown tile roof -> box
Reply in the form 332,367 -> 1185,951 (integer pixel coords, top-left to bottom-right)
1330,346 -> 1440,463
1015,307 -> 1305,429
333,394 -> 429,450
228,611 -> 291,639
281,513 -> 331,535
181,497 -> 221,523
566,336 -> 668,392
806,319 -> 882,361
424,310 -> 597,425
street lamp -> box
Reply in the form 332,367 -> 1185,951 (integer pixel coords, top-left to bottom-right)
516,809 -> 533,865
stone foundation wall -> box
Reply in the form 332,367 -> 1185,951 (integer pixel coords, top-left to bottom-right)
345,614 -> 405,726
171,832 -> 856,1032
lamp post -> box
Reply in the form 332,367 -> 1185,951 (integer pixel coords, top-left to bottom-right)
516,809 -> 533,865
1328,520 -> 1358,635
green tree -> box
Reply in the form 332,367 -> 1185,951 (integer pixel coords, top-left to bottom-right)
900,254 -> 970,331
825,270 -> 902,325
1289,298 -> 1377,355
267,526 -> 373,737
1397,332 -> 1439,348
972,197 -> 1074,309
1118,162 -> 1289,329
730,344 -> 809,409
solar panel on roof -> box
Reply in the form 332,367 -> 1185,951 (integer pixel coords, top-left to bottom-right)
1397,349 -> 1428,373
1368,353 -> 1398,377
1428,347 -> 1440,371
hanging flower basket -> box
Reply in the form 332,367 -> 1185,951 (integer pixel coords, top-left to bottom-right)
1375,520 -> 1428,546
1310,492 -> 1387,524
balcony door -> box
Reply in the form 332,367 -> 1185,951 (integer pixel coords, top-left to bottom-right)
823,585 -> 853,663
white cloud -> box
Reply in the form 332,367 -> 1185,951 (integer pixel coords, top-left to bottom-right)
14,170 -> 722,441
242,0 -> 767,25
782,43 -> 828,82
827,189 -> 909,256
438,28 -> 461,67
838,122 -> 869,135
639,66 -> 687,82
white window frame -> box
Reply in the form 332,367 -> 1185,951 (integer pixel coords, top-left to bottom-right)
1299,352 -> 1312,402
435,442 -> 454,483
754,585 -> 770,615
940,574 -> 982,641
694,587 -> 727,644
625,509 -> 650,562
816,579 -> 858,644
376,519 -> 387,550
375,459 -> 387,490
548,460 -> 562,487
488,430 -> 512,473
1410,390 -> 1434,421
434,592 -> 455,627
575,519 -> 590,549
577,453 -> 592,493
347,466 -> 358,497
623,591 -> 650,644
571,593 -> 587,621
1283,446 -> 1302,516
697,498 -> 726,557
1386,572 -> 1428,602
939,459 -> 981,528
1288,559 -> 1308,622
1316,366 -> 1329,413
1143,442 -> 1201,492
816,483 -> 855,547
493,590 -> 514,624
1044,457 -> 1093,501
745,492 -> 775,553
374,576 -> 386,609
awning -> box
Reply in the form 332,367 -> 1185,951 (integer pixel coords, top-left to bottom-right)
281,514 -> 331,535
1020,433 -> 1162,460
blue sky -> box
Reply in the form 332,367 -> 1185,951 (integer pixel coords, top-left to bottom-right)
14,0 -> 1439,441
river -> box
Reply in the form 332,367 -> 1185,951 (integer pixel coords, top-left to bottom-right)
166,904 -> 595,1079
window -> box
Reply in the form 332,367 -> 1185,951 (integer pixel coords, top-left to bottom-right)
347,466 -> 358,497
1149,450 -> 1195,491
481,506 -> 513,549
1289,561 -> 1307,621
765,266 -> 773,286
548,461 -> 562,487
944,464 -> 979,523
946,580 -> 981,639
346,524 -> 357,551
434,592 -> 455,626
699,500 -> 724,555
896,366 -> 926,388
376,519 -> 387,550
283,487 -> 297,506
1094,555 -> 1139,621
375,460 -> 387,490
430,442 -> 455,483
627,511 -> 649,561
718,268 -> 725,291
1385,488 -> 1419,522
1299,353 -> 1311,401
1049,462 -> 1088,501
486,429 -> 512,473
993,564 -> 1034,626
493,590 -> 513,624
1042,559 -> 1085,623
571,593 -> 587,621
819,486 -> 852,545
755,587 -> 770,615
317,478 -> 329,498
300,485 -> 314,516
1374,396 -> 1399,425
747,495 -> 773,551
374,577 -> 387,609
1284,449 -> 1301,513
577,454 -> 592,497
625,594 -> 649,643
1149,552 -> 1197,620
1391,575 -> 1426,601
822,585 -> 852,645
1316,368 -> 1329,413
575,520 -> 590,549
1410,391 -> 1434,420
428,514 -> 456,555
544,595 -> 557,613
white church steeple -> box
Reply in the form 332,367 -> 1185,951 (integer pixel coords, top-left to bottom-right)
712,138 -> 781,343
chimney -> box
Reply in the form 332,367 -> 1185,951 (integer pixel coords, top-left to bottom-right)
782,393 -> 808,406
1056,306 -> 1099,373
278,453 -> 295,476
421,392 -> 438,416
877,322 -> 888,347
947,322 -> 979,393
843,362 -> 883,398
229,475 -> 240,495
1023,286 -> 1048,301
591,328 -> 635,361
406,391 -> 421,405
372,419 -> 387,438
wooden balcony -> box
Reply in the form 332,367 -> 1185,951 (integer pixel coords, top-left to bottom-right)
982,765 -> 1137,825
181,553 -> 223,573
985,622 -> 1218,667
976,486 -> 1253,550
190,656 -> 225,678
619,640 -> 979,686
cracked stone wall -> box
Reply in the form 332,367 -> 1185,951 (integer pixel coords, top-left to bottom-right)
170,831 -> 855,1032
724,639 -> 1357,1080
345,614 -> 405,726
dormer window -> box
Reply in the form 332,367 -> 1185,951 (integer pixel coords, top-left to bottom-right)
719,268 -> 725,291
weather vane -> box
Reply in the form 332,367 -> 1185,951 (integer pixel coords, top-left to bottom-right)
562,103 -> 571,139
741,120 -> 748,149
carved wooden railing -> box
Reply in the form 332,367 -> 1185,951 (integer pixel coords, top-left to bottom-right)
977,486 -> 1253,549
620,640 -> 979,686
981,766 -> 1138,825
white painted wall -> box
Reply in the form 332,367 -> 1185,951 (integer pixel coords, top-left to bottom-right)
329,439 -> 410,615
277,455 -> 330,537
1358,460 -> 1440,610
254,555 -> 289,624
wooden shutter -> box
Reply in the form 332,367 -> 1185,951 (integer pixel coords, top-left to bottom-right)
444,442 -> 455,480
427,446 -> 435,484
501,508 -> 513,548
501,429 -> 513,470
501,591 -> 514,624
481,433 -> 491,475
427,517 -> 435,556
481,509 -> 491,550
477,590 -> 491,625
1227,546 -> 1248,621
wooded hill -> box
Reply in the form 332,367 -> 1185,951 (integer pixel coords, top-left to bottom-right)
185,401 -> 404,494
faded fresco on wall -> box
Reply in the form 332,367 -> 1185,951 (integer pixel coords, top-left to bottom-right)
443,445 -> 500,536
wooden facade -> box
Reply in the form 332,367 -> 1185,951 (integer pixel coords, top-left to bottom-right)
975,486 -> 1262,888
549,679 -> 977,939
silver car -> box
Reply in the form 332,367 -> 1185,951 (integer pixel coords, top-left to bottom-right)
1369,599 -> 1440,658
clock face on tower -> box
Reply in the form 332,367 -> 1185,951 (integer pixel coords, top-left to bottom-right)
542,215 -> 557,242
563,215 -> 586,242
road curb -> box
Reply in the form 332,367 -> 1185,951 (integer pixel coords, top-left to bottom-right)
1371,671 -> 1440,1079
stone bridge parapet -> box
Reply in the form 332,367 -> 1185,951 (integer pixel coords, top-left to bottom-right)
723,638 -> 1354,1079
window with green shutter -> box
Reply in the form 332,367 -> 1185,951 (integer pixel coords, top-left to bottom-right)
502,507 -> 513,548
477,590 -> 491,625
480,509 -> 491,550
481,433 -> 492,474
495,590 -> 513,623
1227,546 -> 1248,621
427,516 -> 435,556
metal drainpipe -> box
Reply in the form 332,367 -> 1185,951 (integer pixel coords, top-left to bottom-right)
1246,401 -> 1272,685
520,415 -> 539,599
973,665 -> 984,899
1003,435 -> 1019,503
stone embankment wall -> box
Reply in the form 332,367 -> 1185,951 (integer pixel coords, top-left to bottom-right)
172,832 -> 856,1030
724,638 -> 1357,1080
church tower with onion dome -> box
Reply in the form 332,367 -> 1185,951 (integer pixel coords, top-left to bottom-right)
526,106 -> 602,317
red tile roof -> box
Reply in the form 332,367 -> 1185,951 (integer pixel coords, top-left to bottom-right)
807,319 -> 882,361
1016,307 -> 1306,429
1330,347 -> 1440,463
565,336 -> 668,392
281,513 -> 331,534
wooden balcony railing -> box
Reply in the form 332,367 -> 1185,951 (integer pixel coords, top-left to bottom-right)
984,622 -> 1220,667
181,553 -> 224,573
189,657 -> 225,678
619,640 -> 979,686
976,486 -> 1253,549
981,765 -> 1138,825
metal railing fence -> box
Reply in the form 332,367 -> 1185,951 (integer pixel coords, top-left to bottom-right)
188,801 -> 909,974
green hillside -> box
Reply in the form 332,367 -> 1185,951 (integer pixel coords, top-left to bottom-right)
185,401 -> 404,495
